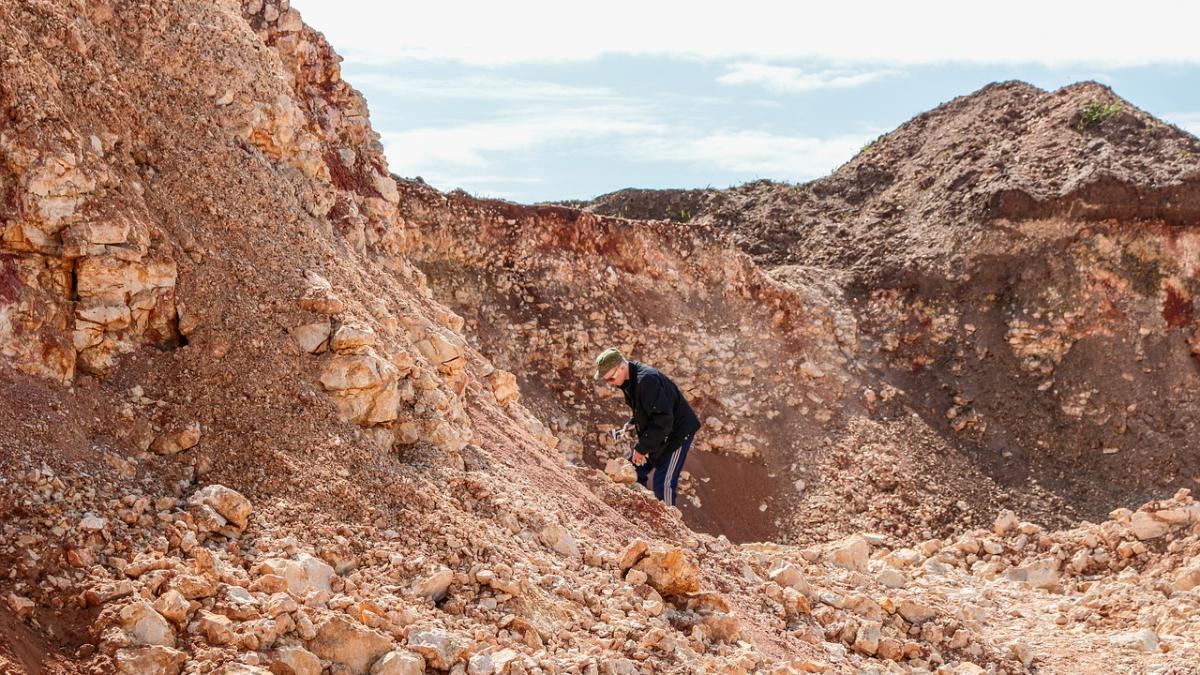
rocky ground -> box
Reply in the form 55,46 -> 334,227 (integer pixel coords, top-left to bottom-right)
1,1 -> 1199,674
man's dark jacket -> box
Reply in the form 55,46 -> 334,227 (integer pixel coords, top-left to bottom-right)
620,361 -> 701,468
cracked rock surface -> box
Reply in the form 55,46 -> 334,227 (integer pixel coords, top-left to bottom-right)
1,2 -> 1198,674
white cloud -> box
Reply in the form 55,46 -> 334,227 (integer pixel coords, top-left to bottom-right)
717,63 -> 893,92
1165,112 -> 1200,137
410,174 -> 540,201
292,0 -> 1200,67
382,111 -> 668,172
349,73 -> 613,101
380,102 -> 878,195
444,176 -> 546,185
627,130 -> 880,179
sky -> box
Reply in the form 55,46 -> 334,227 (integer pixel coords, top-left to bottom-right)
291,1 -> 1200,204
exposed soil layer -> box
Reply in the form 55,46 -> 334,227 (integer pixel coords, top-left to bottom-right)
1,2 -> 1199,673
402,181 -> 1070,547
561,82 -> 1200,534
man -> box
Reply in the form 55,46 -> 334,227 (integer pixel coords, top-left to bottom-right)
595,347 -> 701,507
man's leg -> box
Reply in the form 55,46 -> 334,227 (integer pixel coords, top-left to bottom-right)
654,435 -> 694,506
650,461 -> 667,502
661,434 -> 694,507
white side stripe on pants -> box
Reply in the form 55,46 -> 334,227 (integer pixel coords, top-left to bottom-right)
663,442 -> 685,506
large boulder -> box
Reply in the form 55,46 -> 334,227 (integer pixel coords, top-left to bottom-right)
877,567 -> 907,589
319,350 -> 402,425
633,548 -> 701,596
370,650 -> 426,675
414,330 -> 465,375
604,457 -> 637,484
1130,511 -> 1171,540
602,660 -> 639,675
618,539 -> 649,573
1129,502 -> 1200,540
114,646 -> 187,675
152,590 -> 190,625
898,599 -> 937,625
256,553 -> 335,598
195,610 -> 235,645
1172,564 -> 1200,593
539,524 -> 580,558
330,321 -> 377,353
189,484 -> 252,533
700,614 -> 742,643
768,563 -> 813,598
406,627 -> 470,670
881,548 -> 921,569
853,620 -> 882,656
489,369 -> 520,406
825,535 -> 871,573
271,645 -> 322,675
466,649 -> 519,675
413,569 -> 454,602
6,593 -> 34,618
168,574 -> 218,600
150,422 -> 201,455
1006,558 -> 1060,591
214,584 -> 261,621
118,601 -> 175,647
993,510 -> 1019,535
72,255 -> 178,375
1109,629 -> 1159,653
308,614 -> 394,674
299,270 -> 344,315
291,321 -> 332,354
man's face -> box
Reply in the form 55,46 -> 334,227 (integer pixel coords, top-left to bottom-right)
601,361 -> 627,387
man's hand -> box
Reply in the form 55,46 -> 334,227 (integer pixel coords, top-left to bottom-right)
630,451 -> 647,466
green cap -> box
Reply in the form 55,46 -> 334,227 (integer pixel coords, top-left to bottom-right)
594,347 -> 624,380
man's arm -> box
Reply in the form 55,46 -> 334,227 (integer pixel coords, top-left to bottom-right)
634,377 -> 674,456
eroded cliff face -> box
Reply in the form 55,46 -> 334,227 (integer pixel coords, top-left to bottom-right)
558,82 -> 1200,534
400,181 -> 1037,547
851,216 -> 1200,518
1,2 -> 1199,674
815,88 -> 1200,530
0,0 -> 472,452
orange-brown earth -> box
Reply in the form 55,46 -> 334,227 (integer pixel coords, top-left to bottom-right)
1,1 -> 1199,674
567,82 -> 1200,540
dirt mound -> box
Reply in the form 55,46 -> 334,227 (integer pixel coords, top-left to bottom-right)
1,1 -> 1199,673
557,81 -> 1200,534
582,81 -> 1200,275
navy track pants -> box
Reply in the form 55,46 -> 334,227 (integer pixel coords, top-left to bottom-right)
633,433 -> 695,507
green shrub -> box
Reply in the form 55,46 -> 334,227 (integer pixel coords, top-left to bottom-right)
1078,100 -> 1122,130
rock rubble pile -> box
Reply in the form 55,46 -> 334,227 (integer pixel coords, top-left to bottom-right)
1,1 -> 1198,674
